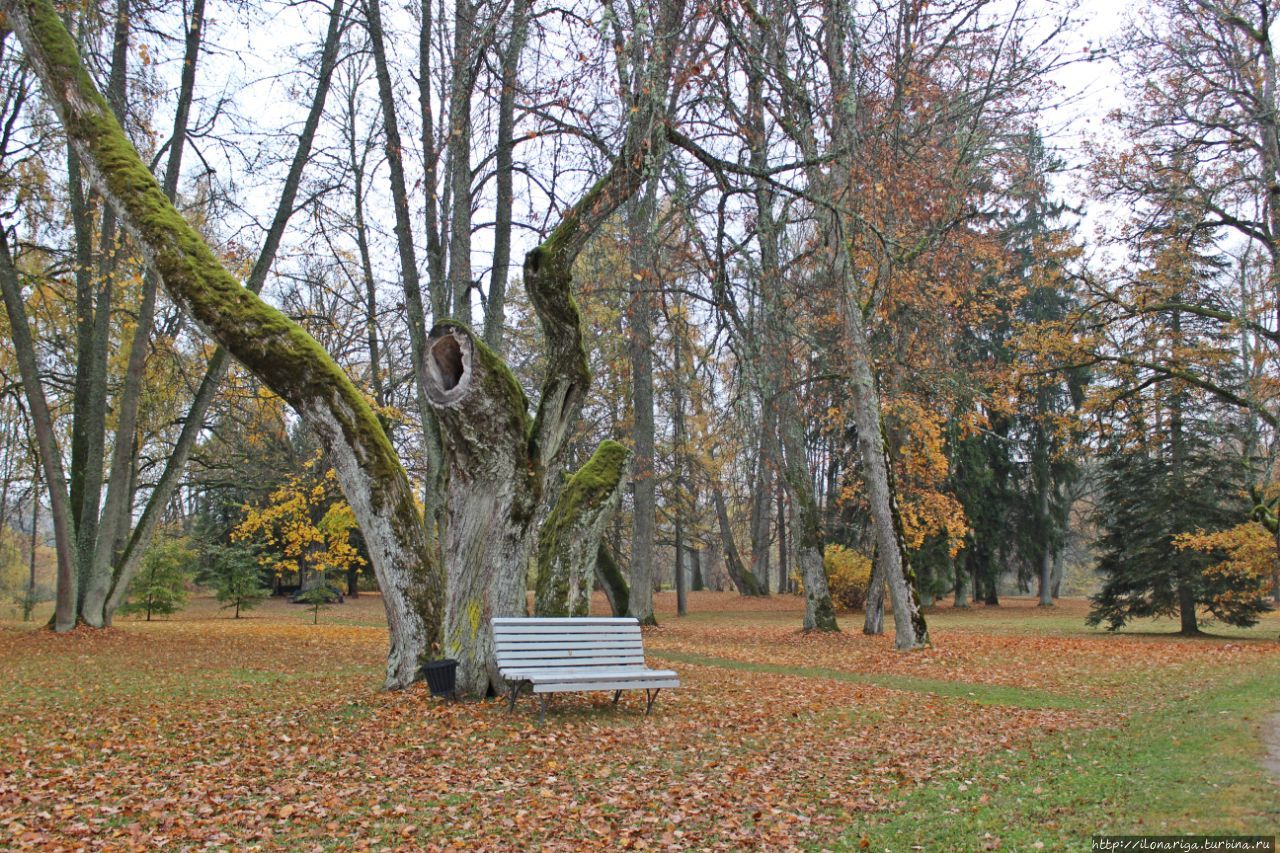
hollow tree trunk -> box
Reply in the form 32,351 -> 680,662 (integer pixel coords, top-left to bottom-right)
422,0 -> 685,687
7,0 -> 442,688
535,442 -> 629,616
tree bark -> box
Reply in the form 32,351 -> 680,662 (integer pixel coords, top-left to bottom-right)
626,186 -> 660,626
6,0 -> 442,687
483,0 -> 530,351
596,543 -> 631,616
535,442 -> 629,616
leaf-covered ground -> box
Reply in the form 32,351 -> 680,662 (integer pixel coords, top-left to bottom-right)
1,593 -> 1277,850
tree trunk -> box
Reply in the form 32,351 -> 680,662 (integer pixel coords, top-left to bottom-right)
7,0 -> 442,687
446,0 -> 475,323
627,186 -> 660,626
0,229 -> 78,631
483,0 -> 529,351
84,0 -> 206,628
779,404 -> 837,631
1178,583 -> 1200,635
712,486 -> 768,596
596,543 -> 630,617
845,305 -> 926,648
863,549 -> 886,634
690,545 -> 704,591
366,0 -> 446,534
952,549 -> 970,608
535,442 -> 629,617
25,461 -> 39,621
776,481 -> 788,594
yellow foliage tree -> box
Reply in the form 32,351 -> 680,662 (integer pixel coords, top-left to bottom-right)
232,453 -> 366,592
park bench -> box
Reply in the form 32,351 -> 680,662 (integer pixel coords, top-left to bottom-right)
493,617 -> 679,724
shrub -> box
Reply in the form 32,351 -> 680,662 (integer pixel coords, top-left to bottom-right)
824,545 -> 873,611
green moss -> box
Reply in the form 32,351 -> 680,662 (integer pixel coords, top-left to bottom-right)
534,441 -> 629,616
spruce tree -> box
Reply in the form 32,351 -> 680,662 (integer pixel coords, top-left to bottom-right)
208,544 -> 270,619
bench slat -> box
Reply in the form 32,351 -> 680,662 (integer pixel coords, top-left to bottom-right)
500,666 -> 677,680
493,617 -> 638,625
493,624 -> 642,636
531,679 -> 679,693
496,639 -> 642,651
498,656 -> 646,669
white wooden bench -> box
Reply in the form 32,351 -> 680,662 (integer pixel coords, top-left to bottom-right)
493,617 -> 679,723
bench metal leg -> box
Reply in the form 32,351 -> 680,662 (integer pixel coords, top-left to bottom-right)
538,694 -> 549,726
644,688 -> 660,716
507,682 -> 521,713
612,689 -> 623,707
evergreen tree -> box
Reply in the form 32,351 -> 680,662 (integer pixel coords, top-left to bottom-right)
118,537 -> 195,621
1086,442 -> 1261,632
208,544 -> 269,619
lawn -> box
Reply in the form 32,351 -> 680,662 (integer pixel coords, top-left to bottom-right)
1,593 -> 1277,850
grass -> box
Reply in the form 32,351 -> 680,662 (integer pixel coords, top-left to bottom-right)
0,591 -> 1276,850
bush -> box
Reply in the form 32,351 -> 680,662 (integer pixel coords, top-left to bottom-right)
824,545 -> 873,611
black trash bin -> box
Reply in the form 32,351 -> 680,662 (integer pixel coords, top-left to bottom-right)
420,658 -> 458,700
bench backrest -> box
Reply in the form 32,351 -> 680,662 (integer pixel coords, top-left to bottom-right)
493,617 -> 645,673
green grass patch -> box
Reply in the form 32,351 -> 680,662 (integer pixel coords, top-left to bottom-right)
848,660 -> 1280,851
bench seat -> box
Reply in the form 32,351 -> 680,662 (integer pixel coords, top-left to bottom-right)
493,616 -> 679,722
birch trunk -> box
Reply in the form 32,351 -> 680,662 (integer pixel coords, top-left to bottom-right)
6,0 -> 442,687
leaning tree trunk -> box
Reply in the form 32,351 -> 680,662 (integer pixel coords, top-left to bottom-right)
596,543 -> 631,617
0,230 -> 78,631
5,0 -> 442,688
844,301 -> 929,650
535,441 -> 630,616
863,549 -> 886,634
712,487 -> 768,597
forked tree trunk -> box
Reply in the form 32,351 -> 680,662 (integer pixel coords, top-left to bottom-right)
423,0 -> 685,688
6,0 -> 442,688
535,441 -> 629,616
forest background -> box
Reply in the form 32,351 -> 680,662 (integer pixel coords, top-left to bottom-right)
1,0 -> 1278,685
